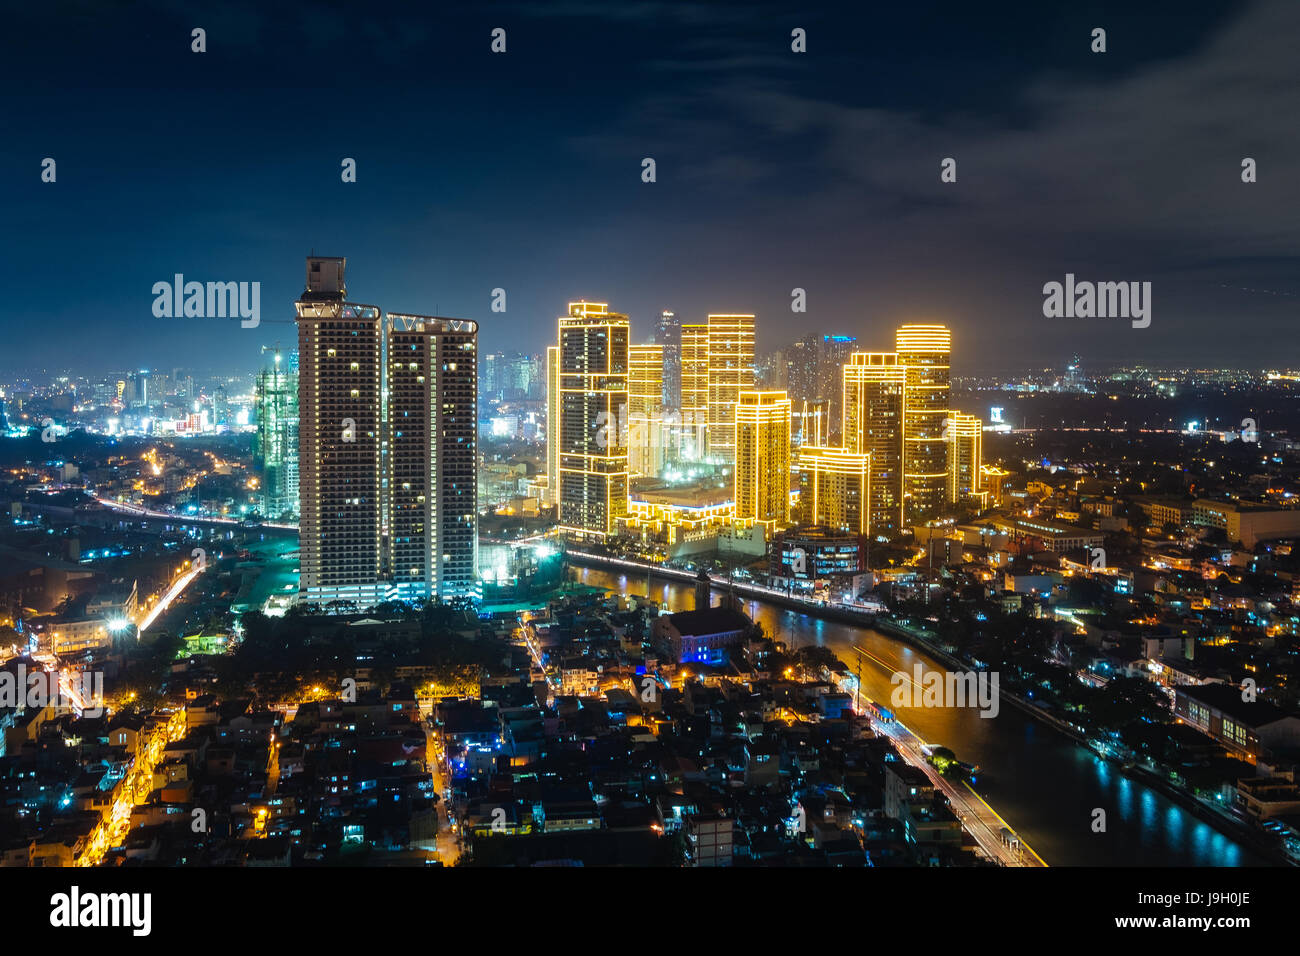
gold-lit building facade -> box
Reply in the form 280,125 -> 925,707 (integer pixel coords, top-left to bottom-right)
679,323 -> 709,460
555,302 -> 630,539
842,351 -> 905,537
796,446 -> 870,535
706,313 -> 755,463
945,411 -> 983,504
895,325 -> 951,522
735,390 -> 791,530
628,343 -> 665,477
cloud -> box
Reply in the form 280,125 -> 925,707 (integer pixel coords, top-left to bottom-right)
570,0 -> 1300,270
507,1 -> 764,27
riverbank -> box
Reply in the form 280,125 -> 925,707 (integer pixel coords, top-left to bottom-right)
874,620 -> 1294,865
1123,758 -> 1294,866
826,600 -> 1291,865
567,552 -> 1292,866
565,549 -> 885,628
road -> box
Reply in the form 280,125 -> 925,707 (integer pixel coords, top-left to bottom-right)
418,700 -> 461,866
849,644 -> 1046,867
136,563 -> 203,635
81,710 -> 186,865
876,709 -> 1045,867
518,613 -> 558,700
94,496 -> 298,531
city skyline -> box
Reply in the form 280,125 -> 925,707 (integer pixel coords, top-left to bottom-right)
6,0 -> 1300,904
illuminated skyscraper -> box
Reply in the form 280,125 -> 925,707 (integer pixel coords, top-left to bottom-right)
629,343 -> 664,477
945,411 -> 982,504
296,256 -> 385,604
213,384 -> 230,427
296,256 -> 478,605
556,302 -> 630,539
545,345 -> 560,506
254,346 -> 299,520
679,323 -> 709,460
388,313 -> 479,602
706,313 -> 755,462
843,352 -> 905,537
628,344 -> 664,418
784,334 -> 818,403
796,446 -> 870,535
817,334 -> 857,433
126,369 -> 150,408
895,325 -> 951,522
656,310 -> 680,410
735,390 -> 791,530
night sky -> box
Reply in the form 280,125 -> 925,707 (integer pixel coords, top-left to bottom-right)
2,0 -> 1296,376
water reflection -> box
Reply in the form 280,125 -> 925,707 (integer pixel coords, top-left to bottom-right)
577,566 -> 1267,866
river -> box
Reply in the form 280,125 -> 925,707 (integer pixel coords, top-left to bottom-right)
574,566 -> 1270,866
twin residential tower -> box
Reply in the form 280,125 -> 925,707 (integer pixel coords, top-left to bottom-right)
295,257 -> 478,605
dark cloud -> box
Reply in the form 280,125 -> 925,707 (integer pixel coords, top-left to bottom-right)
0,0 -> 1293,376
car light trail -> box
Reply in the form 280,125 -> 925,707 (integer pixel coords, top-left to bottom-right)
137,565 -> 202,635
